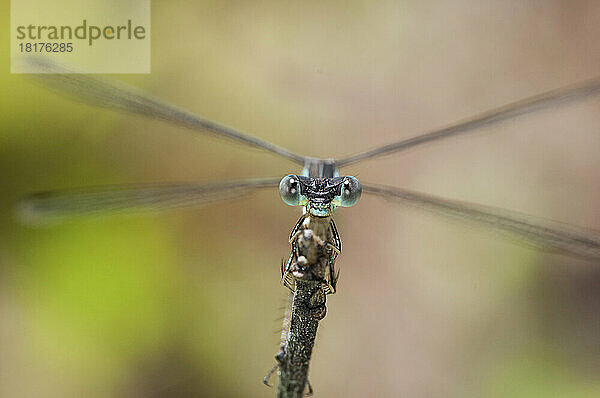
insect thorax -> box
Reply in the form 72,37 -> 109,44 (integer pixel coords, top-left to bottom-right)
302,158 -> 339,178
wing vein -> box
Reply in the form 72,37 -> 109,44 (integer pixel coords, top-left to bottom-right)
16,178 -> 281,223
24,57 -> 306,164
363,183 -> 600,261
337,77 -> 600,166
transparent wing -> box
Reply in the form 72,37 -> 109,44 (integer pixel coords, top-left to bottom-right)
22,57 -> 306,165
16,178 -> 280,224
337,77 -> 600,166
362,183 -> 600,261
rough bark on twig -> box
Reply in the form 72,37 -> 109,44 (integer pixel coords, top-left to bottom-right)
277,226 -> 331,398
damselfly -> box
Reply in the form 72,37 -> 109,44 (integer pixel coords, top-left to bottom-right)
17,59 -> 600,396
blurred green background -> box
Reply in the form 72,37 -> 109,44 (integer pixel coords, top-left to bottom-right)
2,1 -> 600,397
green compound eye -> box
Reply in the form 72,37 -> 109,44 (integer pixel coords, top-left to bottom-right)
279,175 -> 301,206
339,176 -> 361,207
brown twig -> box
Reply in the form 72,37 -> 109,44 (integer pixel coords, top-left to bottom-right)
276,226 -> 332,398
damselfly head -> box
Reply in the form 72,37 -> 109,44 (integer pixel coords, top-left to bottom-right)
279,174 -> 361,216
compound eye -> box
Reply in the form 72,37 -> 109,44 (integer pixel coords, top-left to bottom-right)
279,175 -> 301,206
340,176 -> 361,207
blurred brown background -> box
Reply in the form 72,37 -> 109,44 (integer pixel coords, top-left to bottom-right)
2,1 -> 600,397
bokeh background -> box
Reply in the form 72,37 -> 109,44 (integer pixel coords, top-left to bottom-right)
2,1 -> 600,397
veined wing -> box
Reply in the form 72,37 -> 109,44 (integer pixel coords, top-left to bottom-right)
17,178 -> 280,224
337,77 -> 600,167
22,57 -> 306,165
363,183 -> 600,261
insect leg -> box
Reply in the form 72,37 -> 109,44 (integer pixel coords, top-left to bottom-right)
328,259 -> 340,294
322,219 -> 342,294
305,379 -> 314,396
329,218 -> 342,252
289,213 -> 308,243
326,242 -> 341,255
263,363 -> 278,387
281,251 -> 296,291
263,347 -> 286,387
